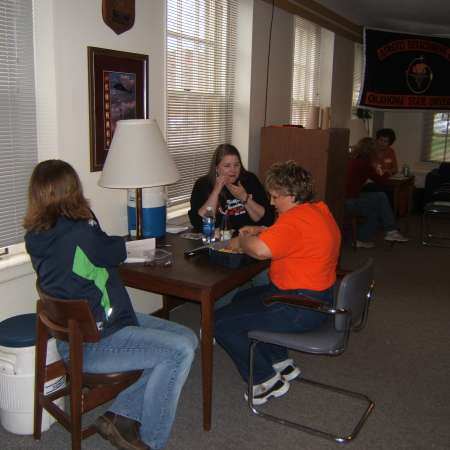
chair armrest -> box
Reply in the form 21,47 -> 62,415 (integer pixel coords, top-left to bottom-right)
263,294 -> 349,316
336,268 -> 351,279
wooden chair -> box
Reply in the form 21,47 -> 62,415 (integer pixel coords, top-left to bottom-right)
34,282 -> 142,450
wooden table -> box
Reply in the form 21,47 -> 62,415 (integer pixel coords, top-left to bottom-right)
384,175 -> 415,217
119,234 -> 268,431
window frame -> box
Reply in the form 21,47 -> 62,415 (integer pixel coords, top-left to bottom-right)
290,15 -> 322,127
0,0 -> 38,248
165,0 -> 237,206
423,112 -> 450,163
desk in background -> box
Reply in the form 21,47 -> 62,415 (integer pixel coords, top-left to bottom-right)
119,234 -> 268,431
385,175 -> 415,217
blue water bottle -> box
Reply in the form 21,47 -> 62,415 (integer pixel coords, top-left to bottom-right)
202,206 -> 216,244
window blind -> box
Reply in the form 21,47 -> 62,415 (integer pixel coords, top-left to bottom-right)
166,0 -> 237,205
290,15 -> 321,127
423,112 -> 450,162
352,42 -> 363,111
0,0 -> 37,247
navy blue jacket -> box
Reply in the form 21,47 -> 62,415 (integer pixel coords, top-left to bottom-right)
25,216 -> 138,337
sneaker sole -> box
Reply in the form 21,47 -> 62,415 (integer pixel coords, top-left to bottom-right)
245,381 -> 290,406
281,367 -> 301,382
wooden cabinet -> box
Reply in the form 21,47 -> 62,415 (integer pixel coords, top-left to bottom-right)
259,126 -> 349,226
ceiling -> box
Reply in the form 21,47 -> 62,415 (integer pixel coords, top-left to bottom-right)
314,0 -> 450,37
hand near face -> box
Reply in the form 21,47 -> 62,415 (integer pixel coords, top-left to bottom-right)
226,181 -> 248,203
214,173 -> 229,192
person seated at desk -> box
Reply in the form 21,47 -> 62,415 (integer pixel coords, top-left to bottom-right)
24,160 -> 198,450
375,128 -> 398,176
346,137 -> 408,248
189,143 -> 274,233
362,128 -> 400,201
215,160 -> 341,405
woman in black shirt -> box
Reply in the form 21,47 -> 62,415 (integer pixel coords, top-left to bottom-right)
189,144 -> 274,231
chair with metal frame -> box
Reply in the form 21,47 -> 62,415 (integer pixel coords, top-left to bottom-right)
34,282 -> 143,450
421,200 -> 450,248
247,258 -> 375,444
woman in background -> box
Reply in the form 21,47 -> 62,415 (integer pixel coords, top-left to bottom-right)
189,144 -> 274,232
346,137 -> 408,248
24,160 -> 197,450
374,128 -> 398,176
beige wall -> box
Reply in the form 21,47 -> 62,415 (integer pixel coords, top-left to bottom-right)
1,0 -> 356,320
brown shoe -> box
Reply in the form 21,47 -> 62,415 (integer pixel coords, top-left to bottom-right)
95,411 -> 151,450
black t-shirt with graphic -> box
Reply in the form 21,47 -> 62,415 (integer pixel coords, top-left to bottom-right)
188,171 -> 275,232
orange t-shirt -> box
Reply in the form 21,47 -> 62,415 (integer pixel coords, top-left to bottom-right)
259,202 -> 341,291
376,146 -> 398,175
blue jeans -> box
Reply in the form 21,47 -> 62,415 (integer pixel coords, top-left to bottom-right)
214,283 -> 333,385
345,191 -> 396,241
57,313 -> 198,449
214,268 -> 270,309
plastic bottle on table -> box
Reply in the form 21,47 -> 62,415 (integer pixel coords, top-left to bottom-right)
220,210 -> 231,241
202,206 -> 216,244
402,164 -> 410,177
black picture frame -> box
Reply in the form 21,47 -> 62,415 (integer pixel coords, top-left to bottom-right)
88,46 -> 148,172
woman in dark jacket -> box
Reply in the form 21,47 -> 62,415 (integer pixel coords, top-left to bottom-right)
24,160 -> 197,450
189,144 -> 274,232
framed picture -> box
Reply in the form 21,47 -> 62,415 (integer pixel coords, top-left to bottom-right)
88,47 -> 149,172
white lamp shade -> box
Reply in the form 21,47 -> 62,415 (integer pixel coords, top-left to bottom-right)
99,119 -> 179,188
347,118 -> 369,147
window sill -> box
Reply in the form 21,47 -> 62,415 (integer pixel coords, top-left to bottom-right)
0,253 -> 33,284
0,204 -> 190,284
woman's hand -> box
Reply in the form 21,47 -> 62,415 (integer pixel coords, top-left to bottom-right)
227,236 -> 241,250
213,174 -> 229,193
239,225 -> 265,237
226,181 -> 248,203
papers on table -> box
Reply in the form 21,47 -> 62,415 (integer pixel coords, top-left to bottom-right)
389,174 -> 408,180
125,238 -> 156,263
166,225 -> 189,234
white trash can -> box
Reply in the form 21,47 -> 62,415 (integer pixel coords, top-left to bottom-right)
0,313 -> 65,435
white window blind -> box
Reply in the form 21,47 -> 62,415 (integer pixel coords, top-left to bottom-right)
0,0 -> 37,248
423,112 -> 450,162
166,0 -> 237,205
290,16 -> 321,127
352,42 -> 363,111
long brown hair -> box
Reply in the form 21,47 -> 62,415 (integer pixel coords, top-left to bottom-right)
207,144 -> 247,184
23,160 -> 92,232
207,144 -> 248,206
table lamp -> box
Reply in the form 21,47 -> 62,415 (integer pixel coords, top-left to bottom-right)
98,119 -> 179,240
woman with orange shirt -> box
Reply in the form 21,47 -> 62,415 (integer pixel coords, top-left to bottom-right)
214,161 -> 341,406
374,128 -> 398,176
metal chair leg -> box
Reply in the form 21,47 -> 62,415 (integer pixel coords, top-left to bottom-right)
247,340 -> 375,444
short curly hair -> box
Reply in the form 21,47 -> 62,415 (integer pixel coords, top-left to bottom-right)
265,160 -> 314,203
376,128 -> 396,145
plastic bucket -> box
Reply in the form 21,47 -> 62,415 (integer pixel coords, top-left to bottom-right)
128,187 -> 167,238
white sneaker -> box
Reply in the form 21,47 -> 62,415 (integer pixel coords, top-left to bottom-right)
273,358 -> 301,382
384,230 -> 409,242
356,240 -> 376,249
244,372 -> 290,405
